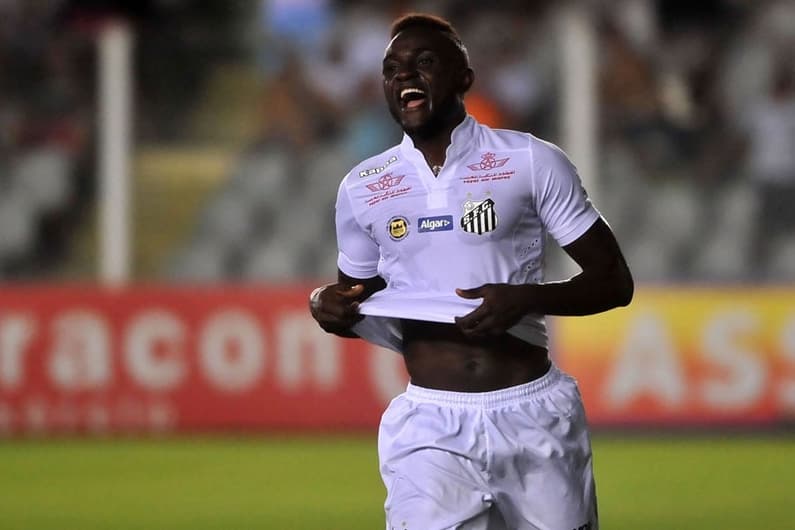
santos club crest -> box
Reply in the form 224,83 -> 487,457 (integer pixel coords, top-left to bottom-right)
460,197 -> 498,234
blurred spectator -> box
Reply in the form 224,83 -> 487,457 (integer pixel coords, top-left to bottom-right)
256,53 -> 338,153
341,76 -> 397,161
0,2 -> 94,279
301,33 -> 362,112
465,5 -> 555,133
258,0 -> 333,73
740,59 -> 795,275
464,90 -> 507,129
599,18 -> 683,175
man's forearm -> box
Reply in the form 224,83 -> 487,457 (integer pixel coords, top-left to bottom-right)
522,270 -> 633,316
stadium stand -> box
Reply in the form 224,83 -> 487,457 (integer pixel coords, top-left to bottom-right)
1,0 -> 793,284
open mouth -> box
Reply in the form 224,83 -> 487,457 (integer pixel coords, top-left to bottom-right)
400,87 -> 428,111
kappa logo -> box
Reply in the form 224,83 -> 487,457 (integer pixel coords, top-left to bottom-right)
467,152 -> 510,171
360,155 -> 398,177
366,173 -> 405,192
387,216 -> 409,241
460,197 -> 498,234
418,215 -> 453,233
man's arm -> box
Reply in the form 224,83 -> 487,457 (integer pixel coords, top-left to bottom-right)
309,270 -> 386,338
455,218 -> 633,336
526,216 -> 633,315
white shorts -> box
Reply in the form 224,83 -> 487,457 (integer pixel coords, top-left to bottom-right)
378,365 -> 597,530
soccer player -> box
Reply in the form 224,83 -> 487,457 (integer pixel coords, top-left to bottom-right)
309,13 -> 633,530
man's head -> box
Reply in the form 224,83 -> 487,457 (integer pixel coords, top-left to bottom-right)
382,13 -> 474,136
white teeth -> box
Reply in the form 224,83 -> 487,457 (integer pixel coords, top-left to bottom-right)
400,88 -> 425,99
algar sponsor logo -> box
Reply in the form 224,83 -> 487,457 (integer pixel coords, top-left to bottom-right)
418,215 -> 453,232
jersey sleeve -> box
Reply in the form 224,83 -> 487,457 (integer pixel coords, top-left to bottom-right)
531,141 -> 601,247
335,179 -> 380,279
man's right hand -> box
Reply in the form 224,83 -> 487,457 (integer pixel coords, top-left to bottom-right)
309,283 -> 366,336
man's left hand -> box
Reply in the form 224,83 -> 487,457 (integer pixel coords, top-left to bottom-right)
454,283 -> 531,337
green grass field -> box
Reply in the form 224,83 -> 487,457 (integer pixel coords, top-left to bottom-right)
0,434 -> 792,529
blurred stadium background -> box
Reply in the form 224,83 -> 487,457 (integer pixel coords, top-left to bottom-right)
0,0 -> 793,529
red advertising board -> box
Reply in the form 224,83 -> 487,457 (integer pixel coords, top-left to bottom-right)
1,285 -> 794,435
0,285 -> 408,435
554,287 -> 795,426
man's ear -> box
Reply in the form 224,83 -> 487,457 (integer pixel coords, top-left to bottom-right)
460,67 -> 474,93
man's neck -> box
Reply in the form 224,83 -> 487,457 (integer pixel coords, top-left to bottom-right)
407,108 -> 466,168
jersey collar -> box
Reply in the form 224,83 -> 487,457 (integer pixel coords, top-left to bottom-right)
398,115 -> 478,176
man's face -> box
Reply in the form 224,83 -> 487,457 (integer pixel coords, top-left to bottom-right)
382,26 -> 468,134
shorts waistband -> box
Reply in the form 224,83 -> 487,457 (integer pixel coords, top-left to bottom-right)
404,364 -> 563,408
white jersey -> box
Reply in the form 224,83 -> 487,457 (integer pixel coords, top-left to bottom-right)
336,115 -> 600,352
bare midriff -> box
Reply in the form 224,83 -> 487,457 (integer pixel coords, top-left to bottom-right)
401,319 -> 551,392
